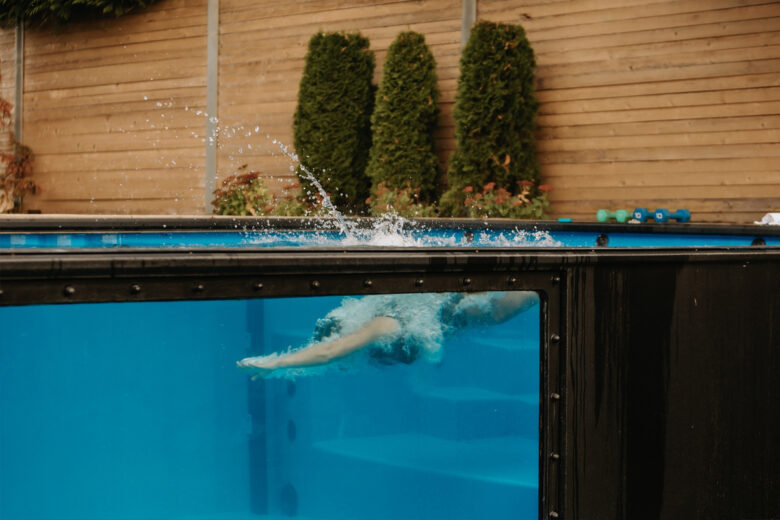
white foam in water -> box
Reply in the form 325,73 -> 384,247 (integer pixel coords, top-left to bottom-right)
474,228 -> 563,248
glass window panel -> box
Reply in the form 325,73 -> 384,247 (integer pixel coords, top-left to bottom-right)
0,291 -> 540,520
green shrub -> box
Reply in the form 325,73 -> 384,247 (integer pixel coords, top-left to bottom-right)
0,0 -> 159,26
441,21 -> 540,216
212,169 -> 314,217
461,181 -> 551,219
293,31 -> 375,214
366,31 -> 440,202
0,97 -> 36,214
366,181 -> 437,218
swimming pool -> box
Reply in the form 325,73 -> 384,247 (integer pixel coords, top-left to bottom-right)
1,217 -> 779,520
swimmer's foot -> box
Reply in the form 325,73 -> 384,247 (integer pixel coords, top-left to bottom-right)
237,356 -> 278,379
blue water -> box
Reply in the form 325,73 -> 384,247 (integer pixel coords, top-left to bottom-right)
1,227 -> 776,249
0,293 -> 540,520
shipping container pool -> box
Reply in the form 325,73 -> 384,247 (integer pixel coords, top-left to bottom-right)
1,217 -> 779,520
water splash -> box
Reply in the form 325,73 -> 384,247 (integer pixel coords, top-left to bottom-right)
268,138 -> 354,239
171,104 -> 561,248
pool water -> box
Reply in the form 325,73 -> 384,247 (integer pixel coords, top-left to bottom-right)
0,293 -> 540,520
1,226 -> 777,249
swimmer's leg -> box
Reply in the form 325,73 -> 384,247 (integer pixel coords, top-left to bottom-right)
237,316 -> 400,377
455,291 -> 538,326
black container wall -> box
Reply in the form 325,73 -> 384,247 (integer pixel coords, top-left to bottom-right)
565,257 -> 780,519
1,239 -> 780,519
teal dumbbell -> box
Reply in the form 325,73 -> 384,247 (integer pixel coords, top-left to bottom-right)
596,209 -> 630,223
632,208 -> 656,222
654,208 -> 691,223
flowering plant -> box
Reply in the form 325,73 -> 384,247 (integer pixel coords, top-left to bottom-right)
212,167 -> 313,216
0,97 -> 36,214
462,180 -> 551,219
366,181 -> 437,218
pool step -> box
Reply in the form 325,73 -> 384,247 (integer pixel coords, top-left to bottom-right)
415,386 -> 538,441
286,433 -> 538,520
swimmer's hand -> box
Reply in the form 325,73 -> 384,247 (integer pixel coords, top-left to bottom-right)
237,356 -> 277,380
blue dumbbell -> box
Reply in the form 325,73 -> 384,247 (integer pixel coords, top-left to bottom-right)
632,208 -> 656,222
654,208 -> 691,223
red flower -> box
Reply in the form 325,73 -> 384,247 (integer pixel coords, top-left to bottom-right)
538,184 -> 553,192
483,182 -> 496,191
462,186 -> 474,193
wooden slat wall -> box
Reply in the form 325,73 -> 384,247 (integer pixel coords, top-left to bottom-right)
0,27 -> 15,154
480,0 -> 780,222
217,0 -> 462,195
20,0 -> 208,214
1,0 -> 778,221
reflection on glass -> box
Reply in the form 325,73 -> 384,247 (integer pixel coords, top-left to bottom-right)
0,292 -> 540,520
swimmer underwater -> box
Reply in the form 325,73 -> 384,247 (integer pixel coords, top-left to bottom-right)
237,291 -> 538,379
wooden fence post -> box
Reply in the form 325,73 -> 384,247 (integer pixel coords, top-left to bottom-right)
205,0 -> 219,214
462,0 -> 476,46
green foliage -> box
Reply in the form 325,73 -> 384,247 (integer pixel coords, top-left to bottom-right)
293,31 -> 375,214
0,0 -> 160,26
441,21 -> 541,216
366,31 -> 440,202
212,169 -> 314,217
0,142 -> 36,214
0,96 -> 36,214
461,181 -> 551,219
366,181 -> 437,218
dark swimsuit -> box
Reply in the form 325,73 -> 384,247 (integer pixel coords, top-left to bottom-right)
311,292 -> 478,366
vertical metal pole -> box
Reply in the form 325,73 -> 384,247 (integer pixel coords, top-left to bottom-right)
204,0 -> 219,213
461,0 -> 476,47
14,20 -> 23,140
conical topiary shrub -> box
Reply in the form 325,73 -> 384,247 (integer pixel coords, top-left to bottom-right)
293,31 -> 375,213
440,21 -> 540,216
366,31 -> 440,203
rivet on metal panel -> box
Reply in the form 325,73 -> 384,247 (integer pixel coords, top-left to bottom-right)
193,283 -> 205,293
463,277 -> 472,286
415,279 -> 424,287
310,280 -> 321,289
550,392 -> 561,401
63,285 -> 76,297
549,512 -> 559,519
363,279 -> 373,288
552,275 -> 561,284
129,284 -> 142,295
551,333 -> 561,343
508,276 -> 517,285
549,452 -> 560,460
0,288 -> 4,297
253,282 -> 264,291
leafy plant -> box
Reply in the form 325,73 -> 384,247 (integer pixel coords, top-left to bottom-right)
0,96 -> 36,214
366,181 -> 437,218
0,0 -> 160,26
293,31 -> 375,213
441,21 -> 540,216
366,31 -> 440,201
212,168 -> 315,217
462,181 -> 551,219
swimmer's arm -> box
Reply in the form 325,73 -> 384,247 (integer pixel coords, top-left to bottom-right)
456,291 -> 538,325
239,316 -> 400,372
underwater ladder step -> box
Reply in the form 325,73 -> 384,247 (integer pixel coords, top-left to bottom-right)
307,433 -> 538,519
